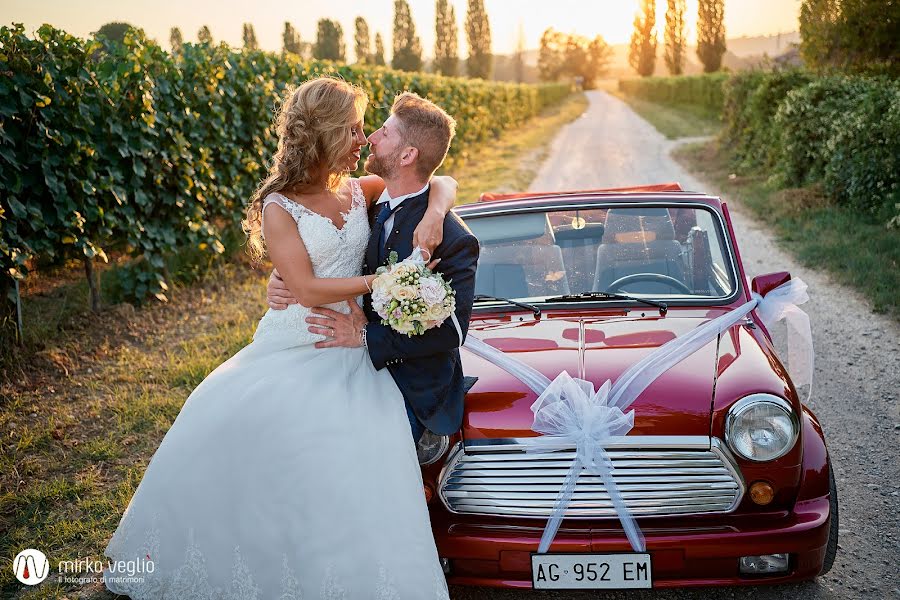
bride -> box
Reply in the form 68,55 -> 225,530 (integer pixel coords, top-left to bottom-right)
102,77 -> 456,599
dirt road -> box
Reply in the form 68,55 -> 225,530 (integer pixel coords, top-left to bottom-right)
451,90 -> 900,599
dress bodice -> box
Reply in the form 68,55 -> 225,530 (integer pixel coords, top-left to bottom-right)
253,179 -> 370,346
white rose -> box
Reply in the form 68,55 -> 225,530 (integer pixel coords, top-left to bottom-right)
372,287 -> 391,309
419,277 -> 447,305
391,285 -> 418,301
372,272 -> 396,292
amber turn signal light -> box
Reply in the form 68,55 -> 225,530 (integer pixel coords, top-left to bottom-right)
424,483 -> 435,504
749,481 -> 775,505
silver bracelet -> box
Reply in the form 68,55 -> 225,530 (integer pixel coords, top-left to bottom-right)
363,275 -> 372,293
360,325 -> 368,349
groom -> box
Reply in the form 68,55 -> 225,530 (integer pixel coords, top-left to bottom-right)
266,92 -> 479,443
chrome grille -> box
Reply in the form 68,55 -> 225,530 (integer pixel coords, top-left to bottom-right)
438,436 -> 744,519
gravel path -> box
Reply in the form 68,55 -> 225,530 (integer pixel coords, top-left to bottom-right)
451,90 -> 900,599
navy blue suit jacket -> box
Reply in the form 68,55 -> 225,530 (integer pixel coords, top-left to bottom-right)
362,187 -> 479,435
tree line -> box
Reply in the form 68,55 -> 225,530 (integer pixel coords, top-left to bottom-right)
626,0 -> 727,78
99,0 -> 496,79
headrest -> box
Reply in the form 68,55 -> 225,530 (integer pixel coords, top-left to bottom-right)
601,208 -> 676,244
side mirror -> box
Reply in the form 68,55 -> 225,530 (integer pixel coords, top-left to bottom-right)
751,271 -> 791,298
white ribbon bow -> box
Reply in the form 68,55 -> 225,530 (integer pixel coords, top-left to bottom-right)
462,277 -> 813,554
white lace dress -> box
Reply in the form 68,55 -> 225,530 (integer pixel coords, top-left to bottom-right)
103,180 -> 450,599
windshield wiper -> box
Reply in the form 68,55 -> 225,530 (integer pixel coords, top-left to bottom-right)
474,294 -> 541,319
544,291 -> 668,315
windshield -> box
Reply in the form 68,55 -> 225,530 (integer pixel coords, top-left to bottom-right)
463,205 -> 737,302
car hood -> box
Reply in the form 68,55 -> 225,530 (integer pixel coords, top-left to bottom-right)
461,309 -> 745,440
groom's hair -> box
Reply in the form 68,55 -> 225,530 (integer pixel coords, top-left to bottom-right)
391,92 -> 457,179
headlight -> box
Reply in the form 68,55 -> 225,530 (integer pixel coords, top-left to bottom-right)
725,394 -> 798,462
416,431 -> 450,466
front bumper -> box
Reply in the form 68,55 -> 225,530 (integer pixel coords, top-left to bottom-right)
433,495 -> 830,588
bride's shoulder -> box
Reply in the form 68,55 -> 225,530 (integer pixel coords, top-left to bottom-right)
356,175 -> 386,206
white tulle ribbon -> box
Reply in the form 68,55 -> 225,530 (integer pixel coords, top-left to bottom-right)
461,277 -> 812,553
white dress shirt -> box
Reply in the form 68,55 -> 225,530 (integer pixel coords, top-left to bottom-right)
375,182 -> 430,248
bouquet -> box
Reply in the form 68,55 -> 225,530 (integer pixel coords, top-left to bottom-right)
371,248 -> 456,336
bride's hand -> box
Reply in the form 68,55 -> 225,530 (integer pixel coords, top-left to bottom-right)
412,209 -> 444,258
267,268 -> 298,310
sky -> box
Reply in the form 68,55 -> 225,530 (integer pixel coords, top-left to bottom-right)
2,0 -> 802,60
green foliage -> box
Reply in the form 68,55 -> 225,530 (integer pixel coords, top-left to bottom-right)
242,23 -> 258,51
197,25 -> 213,45
821,80 -> 899,216
696,0 -> 726,73
537,28 -> 612,89
663,0 -> 686,76
354,17 -> 371,64
392,0 -> 423,71
799,0 -> 899,76
373,32 -> 386,66
465,0 -> 492,79
721,69 -> 814,169
618,72 -> 727,114
93,22 -> 134,45
629,0 -> 657,77
434,0 -> 459,76
721,68 -> 899,219
0,24 -> 570,315
169,27 -> 183,54
314,19 -> 345,62
283,22 -> 302,56
773,76 -> 871,186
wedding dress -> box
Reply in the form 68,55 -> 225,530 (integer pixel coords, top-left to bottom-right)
103,179 -> 450,599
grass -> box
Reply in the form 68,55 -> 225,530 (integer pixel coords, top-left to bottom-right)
673,139 -> 900,320
0,261 -> 266,598
612,91 -> 722,139
0,93 -> 587,599
444,91 -> 589,202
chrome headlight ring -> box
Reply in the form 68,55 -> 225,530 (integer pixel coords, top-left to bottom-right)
416,431 -> 450,466
725,394 -> 799,462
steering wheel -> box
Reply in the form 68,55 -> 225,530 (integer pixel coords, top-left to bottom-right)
605,272 -> 693,294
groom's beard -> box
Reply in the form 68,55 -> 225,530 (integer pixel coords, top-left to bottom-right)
364,147 -> 400,179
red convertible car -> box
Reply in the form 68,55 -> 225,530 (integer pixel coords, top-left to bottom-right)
414,184 -> 837,590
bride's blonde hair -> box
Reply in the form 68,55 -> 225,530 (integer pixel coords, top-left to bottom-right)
243,76 -> 368,260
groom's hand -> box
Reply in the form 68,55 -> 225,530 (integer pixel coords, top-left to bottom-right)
307,301 -> 368,349
267,269 -> 298,310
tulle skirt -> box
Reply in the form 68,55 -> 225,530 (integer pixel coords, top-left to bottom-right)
103,333 -> 449,599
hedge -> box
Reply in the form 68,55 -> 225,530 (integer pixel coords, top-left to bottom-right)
721,69 -> 899,217
617,73 -> 728,117
0,24 -> 570,319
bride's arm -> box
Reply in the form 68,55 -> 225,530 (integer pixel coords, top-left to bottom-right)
264,205 -> 376,307
358,175 -> 458,258
414,176 -> 458,257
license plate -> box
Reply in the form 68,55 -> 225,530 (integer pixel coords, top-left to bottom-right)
531,553 -> 652,589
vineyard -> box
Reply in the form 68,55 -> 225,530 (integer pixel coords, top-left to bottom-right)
0,24 -> 570,341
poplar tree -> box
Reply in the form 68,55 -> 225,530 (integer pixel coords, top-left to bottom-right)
354,17 -> 371,63
392,0 -> 423,71
314,19 -> 346,62
198,25 -> 213,44
465,0 -> 492,79
697,0 -> 726,72
434,0 -> 460,76
628,0 -> 657,77
664,0 -> 687,75
374,32 -> 386,65
170,27 -> 183,53
242,23 -> 259,50
283,22 -> 302,55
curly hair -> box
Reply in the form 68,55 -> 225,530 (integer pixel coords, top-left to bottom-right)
243,76 -> 368,261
